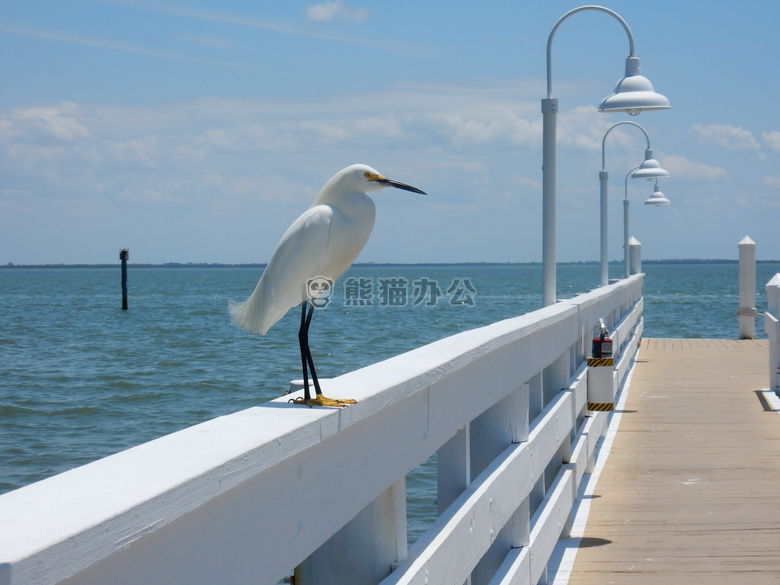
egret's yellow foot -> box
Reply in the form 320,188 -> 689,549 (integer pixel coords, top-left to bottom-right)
290,394 -> 357,407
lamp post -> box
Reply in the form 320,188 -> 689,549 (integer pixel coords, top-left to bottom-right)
600,121 -> 669,286
624,171 -> 670,277
542,5 -> 669,306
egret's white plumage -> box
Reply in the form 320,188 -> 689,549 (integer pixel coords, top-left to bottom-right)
230,163 -> 424,335
230,164 -> 425,407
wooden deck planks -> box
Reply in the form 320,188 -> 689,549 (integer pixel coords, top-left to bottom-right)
568,338 -> 780,584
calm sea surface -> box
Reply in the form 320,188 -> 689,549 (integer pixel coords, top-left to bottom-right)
2,262 -> 779,540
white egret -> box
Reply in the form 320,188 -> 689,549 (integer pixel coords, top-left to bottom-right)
230,164 -> 426,407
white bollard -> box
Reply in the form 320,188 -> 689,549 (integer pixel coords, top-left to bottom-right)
628,237 -> 642,275
738,236 -> 757,339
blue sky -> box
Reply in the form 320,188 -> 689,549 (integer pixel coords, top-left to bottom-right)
1,0 -> 778,265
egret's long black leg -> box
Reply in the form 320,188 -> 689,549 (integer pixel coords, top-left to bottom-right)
298,302 -> 312,402
293,299 -> 356,408
302,301 -> 322,395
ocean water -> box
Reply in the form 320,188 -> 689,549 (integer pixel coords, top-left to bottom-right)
2,261 -> 779,541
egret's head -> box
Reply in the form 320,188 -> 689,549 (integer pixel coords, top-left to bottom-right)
340,164 -> 427,195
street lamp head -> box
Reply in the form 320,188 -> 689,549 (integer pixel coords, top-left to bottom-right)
599,57 -> 670,114
644,181 -> 671,206
631,148 -> 670,180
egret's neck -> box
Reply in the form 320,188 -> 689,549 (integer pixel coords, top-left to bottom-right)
315,190 -> 375,221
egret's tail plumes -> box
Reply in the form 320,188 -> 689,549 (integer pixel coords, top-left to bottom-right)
229,286 -> 274,335
230,258 -> 311,335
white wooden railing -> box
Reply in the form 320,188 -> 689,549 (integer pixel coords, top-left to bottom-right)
0,275 -> 645,585
766,273 -> 780,395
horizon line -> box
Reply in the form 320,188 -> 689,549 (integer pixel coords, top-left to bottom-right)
3,259 -> 778,269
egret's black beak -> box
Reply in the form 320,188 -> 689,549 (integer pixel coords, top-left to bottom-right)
381,178 -> 427,195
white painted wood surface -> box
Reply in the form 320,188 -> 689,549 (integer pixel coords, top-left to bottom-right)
766,273 -> 780,393
0,276 -> 644,585
738,236 -> 757,339
628,237 -> 642,275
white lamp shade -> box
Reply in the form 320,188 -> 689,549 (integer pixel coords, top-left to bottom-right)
631,149 -> 670,180
644,183 -> 671,206
599,57 -> 670,114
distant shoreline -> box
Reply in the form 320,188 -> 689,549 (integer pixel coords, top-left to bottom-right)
2,259 -> 778,269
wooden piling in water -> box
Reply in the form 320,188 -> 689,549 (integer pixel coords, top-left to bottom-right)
120,249 -> 129,310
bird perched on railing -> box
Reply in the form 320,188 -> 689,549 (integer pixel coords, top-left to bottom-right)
230,164 -> 426,407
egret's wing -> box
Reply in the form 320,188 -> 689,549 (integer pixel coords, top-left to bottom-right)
230,205 -> 333,334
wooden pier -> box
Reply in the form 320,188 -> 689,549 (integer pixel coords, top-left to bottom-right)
565,338 -> 779,584
5,273 -> 778,585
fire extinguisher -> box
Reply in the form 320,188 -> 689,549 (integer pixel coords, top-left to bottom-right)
592,318 -> 613,358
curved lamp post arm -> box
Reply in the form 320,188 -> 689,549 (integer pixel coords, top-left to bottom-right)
601,121 -> 651,172
546,5 -> 635,99
624,166 -> 639,200
624,165 -> 641,200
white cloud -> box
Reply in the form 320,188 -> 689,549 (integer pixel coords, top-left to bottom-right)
107,137 -> 163,169
660,154 -> 728,181
1,102 -> 92,144
96,2 -> 411,56
762,130 -> 780,153
185,36 -> 236,50
557,106 -> 628,152
119,187 -> 183,204
177,84 -> 543,152
511,175 -> 542,191
305,2 -> 370,23
764,176 -> 780,189
0,85 -> 687,222
691,123 -> 760,151
443,111 -> 540,148
0,24 -> 257,72
6,82 -> 774,265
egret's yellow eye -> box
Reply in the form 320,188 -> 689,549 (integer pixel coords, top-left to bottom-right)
364,172 -> 372,179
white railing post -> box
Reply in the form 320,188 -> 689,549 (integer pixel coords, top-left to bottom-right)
765,274 -> 780,395
436,426 -> 472,585
628,237 -> 642,275
438,426 -> 471,516
295,480 -> 407,585
738,236 -> 758,339
295,477 -> 406,585
469,387 -> 529,585
767,274 -> 780,328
